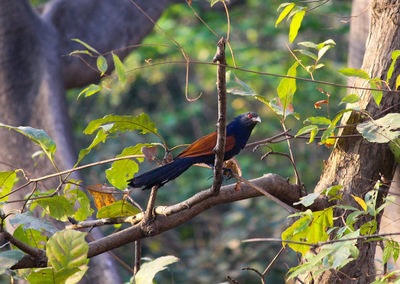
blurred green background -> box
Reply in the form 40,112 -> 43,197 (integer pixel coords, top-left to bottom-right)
64,0 -> 351,282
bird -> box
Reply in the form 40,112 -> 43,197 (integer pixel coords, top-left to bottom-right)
128,112 -> 261,189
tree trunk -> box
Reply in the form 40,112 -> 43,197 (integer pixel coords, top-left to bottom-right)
313,0 -> 400,282
0,0 -> 171,282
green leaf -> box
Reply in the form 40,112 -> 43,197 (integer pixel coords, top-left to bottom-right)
296,49 -> 317,60
97,200 -> 141,218
304,116 -> 331,125
339,94 -> 360,105
338,68 -> 370,80
357,113 -> 400,143
317,39 -> 336,49
282,208 -> 333,254
277,62 -> 298,115
369,79 -> 383,106
387,50 -> 400,82
72,39 -> 100,55
97,55 -> 108,76
396,74 -> 400,90
209,0 -> 223,7
289,9 -> 306,43
43,230 -> 88,284
35,196 -> 75,222
12,225 -> 47,250
0,123 -> 56,161
390,139 -> 400,163
76,129 -> 109,165
0,250 -> 25,274
67,188 -> 94,221
293,192 -> 320,207
68,50 -> 93,57
112,53 -> 126,84
296,125 -> 318,144
135,255 -> 179,284
0,171 -> 17,202
226,71 -> 257,96
10,212 -> 58,234
275,3 -> 295,27
383,241 -> 393,264
105,144 -> 148,189
84,113 -> 158,136
298,41 -> 318,49
28,267 -> 82,284
77,84 -> 101,99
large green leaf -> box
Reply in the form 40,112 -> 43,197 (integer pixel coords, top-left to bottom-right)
0,123 -> 56,161
0,171 -> 17,202
282,208 -> 333,255
35,196 -> 75,222
28,267 -> 82,284
105,144 -> 148,189
12,225 -> 47,250
277,62 -> 298,116
10,212 -> 58,234
84,113 -> 158,136
135,255 -> 179,284
96,200 -> 141,218
0,250 -> 25,274
66,188 -> 94,221
304,116 -> 331,125
43,230 -> 89,284
226,71 -> 257,96
357,113 -> 400,143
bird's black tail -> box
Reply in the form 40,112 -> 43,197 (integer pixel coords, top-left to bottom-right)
128,158 -> 194,189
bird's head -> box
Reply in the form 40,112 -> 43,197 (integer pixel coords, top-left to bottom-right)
235,112 -> 261,127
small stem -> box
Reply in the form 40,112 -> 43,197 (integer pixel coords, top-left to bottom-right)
134,240 -> 141,275
144,186 -> 159,222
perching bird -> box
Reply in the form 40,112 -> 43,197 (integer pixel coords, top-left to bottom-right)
128,112 -> 261,189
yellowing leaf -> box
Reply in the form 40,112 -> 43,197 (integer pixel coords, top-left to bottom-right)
275,3 -> 295,27
88,184 -> 116,210
351,194 -> 367,211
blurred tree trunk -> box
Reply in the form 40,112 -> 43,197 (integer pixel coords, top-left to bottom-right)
0,0 -> 171,282
312,0 -> 400,282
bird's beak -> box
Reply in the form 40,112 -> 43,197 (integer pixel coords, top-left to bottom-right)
253,116 -> 261,123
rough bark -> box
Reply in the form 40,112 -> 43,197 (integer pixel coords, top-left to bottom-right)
0,0 -> 171,282
313,0 -> 400,282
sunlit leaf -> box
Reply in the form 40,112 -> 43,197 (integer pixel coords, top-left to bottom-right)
12,225 -> 47,250
289,9 -> 306,43
0,171 -> 17,202
369,79 -> 383,106
97,55 -> 108,76
112,53 -> 126,84
338,68 -> 370,80
72,39 -> 100,55
275,3 -> 295,27
351,194 -> 367,211
296,49 -> 317,60
296,125 -> 318,144
317,45 -> 333,60
209,0 -> 223,7
339,94 -> 360,105
298,41 -> 318,49
77,84 -> 101,99
226,71 -> 257,96
76,129 -> 108,165
396,74 -> 400,90
96,200 -> 141,218
277,62 -> 298,116
35,196 -> 75,222
68,50 -> 93,57
387,50 -> 400,83
304,116 -> 331,125
0,123 -> 56,161
135,255 -> 179,284
67,188 -> 94,221
357,113 -> 400,143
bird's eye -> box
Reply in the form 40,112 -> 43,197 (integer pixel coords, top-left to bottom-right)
247,113 -> 253,118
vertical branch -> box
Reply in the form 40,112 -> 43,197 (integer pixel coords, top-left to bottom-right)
134,240 -> 141,275
144,185 -> 159,222
211,37 -> 227,194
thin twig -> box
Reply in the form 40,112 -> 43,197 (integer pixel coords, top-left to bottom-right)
262,246 -> 285,276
